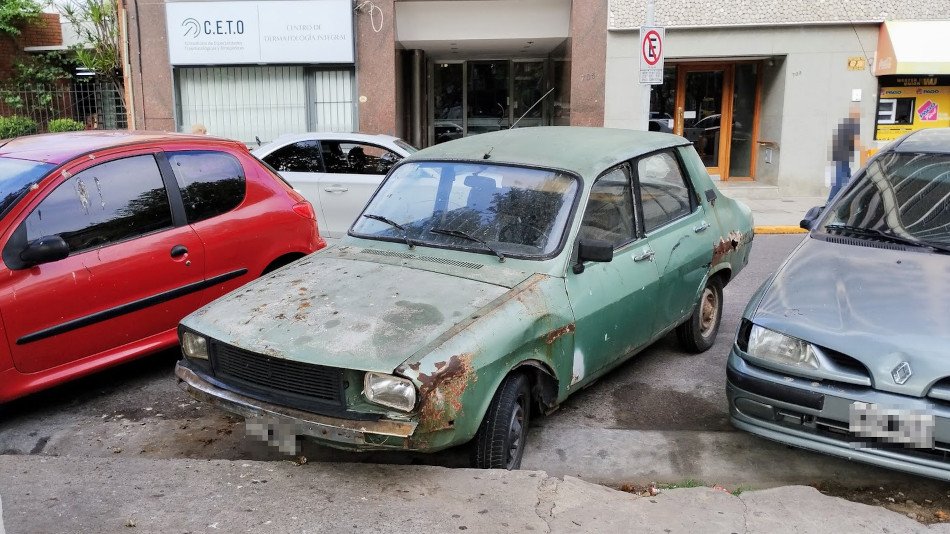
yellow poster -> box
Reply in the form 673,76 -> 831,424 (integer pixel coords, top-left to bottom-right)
875,85 -> 950,141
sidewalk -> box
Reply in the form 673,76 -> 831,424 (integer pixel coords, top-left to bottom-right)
1,455 -> 947,533
715,182 -> 825,233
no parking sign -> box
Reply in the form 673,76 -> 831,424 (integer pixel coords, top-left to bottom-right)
639,26 -> 665,85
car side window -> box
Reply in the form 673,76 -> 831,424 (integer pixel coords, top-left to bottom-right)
167,151 -> 246,223
579,164 -> 636,247
23,155 -> 173,254
636,151 -> 693,233
321,141 -> 401,175
261,140 -> 323,173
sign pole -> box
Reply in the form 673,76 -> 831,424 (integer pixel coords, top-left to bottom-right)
639,0 -> 655,131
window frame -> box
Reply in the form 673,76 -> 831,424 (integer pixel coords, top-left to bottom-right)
578,162 -> 640,251
631,148 -> 699,235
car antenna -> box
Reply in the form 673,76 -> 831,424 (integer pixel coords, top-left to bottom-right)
255,136 -> 261,147
510,87 -> 555,130
483,146 -> 493,160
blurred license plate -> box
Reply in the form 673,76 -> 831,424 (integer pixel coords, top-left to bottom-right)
245,415 -> 299,454
849,402 -> 934,448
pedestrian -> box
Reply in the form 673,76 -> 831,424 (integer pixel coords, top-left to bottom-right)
190,123 -> 208,135
827,103 -> 862,201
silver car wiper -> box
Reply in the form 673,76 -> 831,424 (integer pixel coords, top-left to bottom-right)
825,224 -> 950,254
362,213 -> 418,249
430,227 -> 505,262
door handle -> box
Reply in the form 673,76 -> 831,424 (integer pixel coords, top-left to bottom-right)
693,221 -> 710,233
633,249 -> 655,262
323,186 -> 349,193
170,245 -> 188,258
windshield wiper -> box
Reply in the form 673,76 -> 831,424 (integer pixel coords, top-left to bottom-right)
362,213 -> 417,249
430,227 -> 505,262
825,224 -> 950,253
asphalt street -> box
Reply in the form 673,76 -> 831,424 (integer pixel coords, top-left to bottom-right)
0,234 -> 945,493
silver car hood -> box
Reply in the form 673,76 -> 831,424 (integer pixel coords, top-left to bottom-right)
181,252 -> 512,373
752,236 -> 950,396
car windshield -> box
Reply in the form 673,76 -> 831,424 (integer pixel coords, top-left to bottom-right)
0,157 -> 54,219
823,151 -> 950,247
351,161 -> 578,258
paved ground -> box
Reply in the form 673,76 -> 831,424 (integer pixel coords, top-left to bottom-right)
3,455 -> 949,534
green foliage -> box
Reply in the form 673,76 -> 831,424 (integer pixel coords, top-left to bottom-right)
47,118 -> 85,132
0,53 -> 73,115
61,0 -> 120,85
0,115 -> 38,138
0,0 -> 42,37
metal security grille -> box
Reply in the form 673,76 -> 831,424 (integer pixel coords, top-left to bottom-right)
211,341 -> 344,407
175,66 -> 355,145
0,81 -> 127,131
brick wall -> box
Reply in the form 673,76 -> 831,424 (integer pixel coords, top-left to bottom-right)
0,13 -> 64,80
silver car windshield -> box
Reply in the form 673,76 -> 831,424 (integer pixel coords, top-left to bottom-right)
351,161 -> 579,258
824,152 -> 950,247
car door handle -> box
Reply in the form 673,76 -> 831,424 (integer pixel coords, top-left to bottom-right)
693,221 -> 710,233
323,186 -> 349,193
633,249 -> 655,262
170,245 -> 188,258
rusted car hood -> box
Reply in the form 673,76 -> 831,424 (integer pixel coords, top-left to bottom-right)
752,236 -> 950,394
181,254 -> 513,373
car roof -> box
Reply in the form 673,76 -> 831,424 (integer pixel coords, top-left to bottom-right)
0,130 -> 245,165
407,127 -> 689,177
893,128 -> 950,155
263,131 -> 403,147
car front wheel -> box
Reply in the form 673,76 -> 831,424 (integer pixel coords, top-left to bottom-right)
676,276 -> 723,353
470,373 -> 531,470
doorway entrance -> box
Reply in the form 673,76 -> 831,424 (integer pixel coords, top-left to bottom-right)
651,62 -> 761,180
430,59 -> 552,144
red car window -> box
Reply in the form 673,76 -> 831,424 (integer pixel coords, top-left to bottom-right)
167,150 -> 246,223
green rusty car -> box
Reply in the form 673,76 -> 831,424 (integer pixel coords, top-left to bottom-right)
175,127 -> 754,469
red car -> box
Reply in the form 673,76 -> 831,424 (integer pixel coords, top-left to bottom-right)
0,131 -> 324,402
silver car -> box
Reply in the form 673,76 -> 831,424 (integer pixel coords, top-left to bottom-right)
728,128 -> 950,480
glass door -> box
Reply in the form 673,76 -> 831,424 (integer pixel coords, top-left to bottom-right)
467,61 -> 510,135
675,66 -> 729,178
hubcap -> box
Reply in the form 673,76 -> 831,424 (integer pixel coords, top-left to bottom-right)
699,287 -> 719,338
506,396 -> 526,469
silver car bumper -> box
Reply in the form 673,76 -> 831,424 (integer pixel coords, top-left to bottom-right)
727,349 -> 950,482
175,361 -> 417,449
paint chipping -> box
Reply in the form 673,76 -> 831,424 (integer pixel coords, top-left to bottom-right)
416,354 -> 477,433
544,323 -> 576,345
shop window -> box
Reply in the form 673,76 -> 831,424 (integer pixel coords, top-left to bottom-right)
877,98 -> 915,125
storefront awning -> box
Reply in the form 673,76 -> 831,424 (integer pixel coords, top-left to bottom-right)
874,21 -> 950,76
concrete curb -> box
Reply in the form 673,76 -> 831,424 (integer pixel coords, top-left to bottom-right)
754,225 -> 808,234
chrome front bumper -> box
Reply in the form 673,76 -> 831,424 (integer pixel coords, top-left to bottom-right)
175,361 -> 417,449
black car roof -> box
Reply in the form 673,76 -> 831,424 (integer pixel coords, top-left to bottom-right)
893,128 -> 950,155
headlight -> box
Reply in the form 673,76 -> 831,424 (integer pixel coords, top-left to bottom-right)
746,324 -> 819,370
181,331 -> 209,360
364,372 -> 416,412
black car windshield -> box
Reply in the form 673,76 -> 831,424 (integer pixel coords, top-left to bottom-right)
351,161 -> 578,258
0,157 -> 55,219
823,152 -> 950,248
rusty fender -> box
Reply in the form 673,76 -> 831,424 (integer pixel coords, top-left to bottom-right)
711,230 -> 746,266
411,353 -> 478,434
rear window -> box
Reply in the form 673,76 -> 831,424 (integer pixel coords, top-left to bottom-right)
167,151 -> 246,223
0,157 -> 54,219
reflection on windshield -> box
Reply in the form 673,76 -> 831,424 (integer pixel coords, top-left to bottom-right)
351,161 -> 578,258
824,152 -> 950,246
0,157 -> 55,220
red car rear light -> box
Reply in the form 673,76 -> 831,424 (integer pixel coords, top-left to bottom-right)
292,201 -> 316,220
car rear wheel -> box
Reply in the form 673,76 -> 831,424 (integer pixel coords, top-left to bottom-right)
470,373 -> 531,470
676,276 -> 723,353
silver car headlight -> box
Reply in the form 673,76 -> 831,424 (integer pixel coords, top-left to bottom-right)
181,331 -> 209,360
746,324 -> 819,370
364,372 -> 416,412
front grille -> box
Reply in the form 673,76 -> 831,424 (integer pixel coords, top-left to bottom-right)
210,341 -> 344,409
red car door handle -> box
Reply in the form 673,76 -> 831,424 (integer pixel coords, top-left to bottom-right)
170,245 -> 188,258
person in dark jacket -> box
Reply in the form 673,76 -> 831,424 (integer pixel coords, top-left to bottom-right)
828,104 -> 862,201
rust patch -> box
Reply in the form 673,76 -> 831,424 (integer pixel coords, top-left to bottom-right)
416,354 -> 477,433
712,231 -> 744,266
544,323 -> 575,345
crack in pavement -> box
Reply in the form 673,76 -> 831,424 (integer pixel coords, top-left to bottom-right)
737,493 -> 752,534
534,475 -> 559,533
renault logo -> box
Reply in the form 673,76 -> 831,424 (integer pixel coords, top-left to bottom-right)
892,361 -> 912,385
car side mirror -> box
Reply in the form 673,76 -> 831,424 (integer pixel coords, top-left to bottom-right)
573,239 -> 614,274
800,205 -> 824,230
20,235 -> 69,266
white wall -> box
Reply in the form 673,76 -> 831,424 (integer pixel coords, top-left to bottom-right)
606,24 -> 880,196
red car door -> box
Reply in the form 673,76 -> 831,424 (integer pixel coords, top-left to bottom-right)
3,150 -> 207,374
